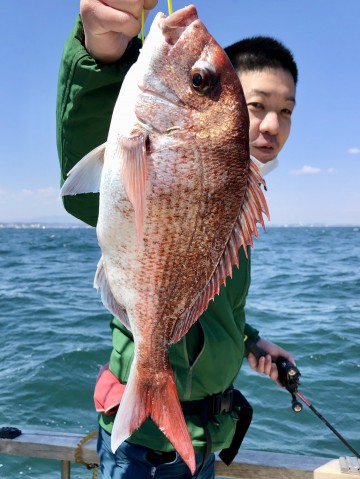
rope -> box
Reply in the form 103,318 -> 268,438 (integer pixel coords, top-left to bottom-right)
141,9 -> 145,44
141,0 -> 173,44
167,0 -> 173,15
74,430 -> 99,479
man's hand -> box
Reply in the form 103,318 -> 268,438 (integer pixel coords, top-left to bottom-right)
80,0 -> 158,63
247,337 -> 295,385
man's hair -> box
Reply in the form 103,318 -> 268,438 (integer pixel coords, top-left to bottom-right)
225,36 -> 298,86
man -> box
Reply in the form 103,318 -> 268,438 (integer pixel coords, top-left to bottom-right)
56,1 -> 297,477
226,37 -> 297,172
224,36 -> 297,375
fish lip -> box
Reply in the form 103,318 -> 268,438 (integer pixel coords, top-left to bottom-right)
162,4 -> 198,29
159,5 -> 199,46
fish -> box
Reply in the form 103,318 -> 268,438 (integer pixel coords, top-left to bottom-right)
60,4 -> 269,474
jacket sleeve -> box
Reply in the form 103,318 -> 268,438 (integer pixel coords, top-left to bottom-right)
56,15 -> 141,226
244,322 -> 259,343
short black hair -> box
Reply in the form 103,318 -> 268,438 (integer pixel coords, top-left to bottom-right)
225,36 -> 298,86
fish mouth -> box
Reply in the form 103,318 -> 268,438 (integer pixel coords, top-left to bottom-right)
159,5 -> 199,46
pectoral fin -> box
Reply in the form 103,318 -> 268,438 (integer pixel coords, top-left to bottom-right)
60,143 -> 106,196
120,134 -> 148,244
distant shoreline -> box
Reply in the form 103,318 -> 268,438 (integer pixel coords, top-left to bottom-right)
0,222 -> 91,229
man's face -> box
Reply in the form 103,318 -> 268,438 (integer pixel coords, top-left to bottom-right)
239,68 -> 296,163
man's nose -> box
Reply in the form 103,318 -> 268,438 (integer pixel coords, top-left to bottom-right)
259,111 -> 280,135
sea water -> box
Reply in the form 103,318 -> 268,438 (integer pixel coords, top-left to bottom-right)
0,226 -> 359,478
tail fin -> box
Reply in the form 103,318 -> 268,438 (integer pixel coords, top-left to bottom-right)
111,361 -> 196,474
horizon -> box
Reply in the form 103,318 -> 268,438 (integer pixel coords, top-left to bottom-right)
1,218 -> 359,229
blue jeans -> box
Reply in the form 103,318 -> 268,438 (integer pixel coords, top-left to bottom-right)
97,426 -> 215,479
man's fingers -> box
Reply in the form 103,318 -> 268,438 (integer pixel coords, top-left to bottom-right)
82,4 -> 139,37
269,363 -> 279,381
247,353 -> 279,381
102,0 -> 158,19
247,352 -> 255,369
100,8 -> 143,37
81,0 -> 159,38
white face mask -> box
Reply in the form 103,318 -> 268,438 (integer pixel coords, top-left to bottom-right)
250,155 -> 279,177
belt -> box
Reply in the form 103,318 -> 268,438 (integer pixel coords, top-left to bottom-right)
181,386 -> 253,467
146,449 -> 177,467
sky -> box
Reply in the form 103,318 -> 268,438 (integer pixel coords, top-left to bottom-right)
0,0 -> 359,226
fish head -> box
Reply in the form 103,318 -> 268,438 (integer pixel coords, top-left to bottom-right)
132,5 -> 249,154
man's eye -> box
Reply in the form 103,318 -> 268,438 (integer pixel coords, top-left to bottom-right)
247,102 -> 263,110
282,108 -> 293,116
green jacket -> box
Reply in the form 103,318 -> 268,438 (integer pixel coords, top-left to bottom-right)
56,16 -> 259,453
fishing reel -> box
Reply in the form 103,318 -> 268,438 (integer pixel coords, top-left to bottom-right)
245,336 -> 302,412
275,356 -> 302,412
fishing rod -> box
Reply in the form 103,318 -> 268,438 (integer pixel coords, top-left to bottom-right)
244,336 -> 360,459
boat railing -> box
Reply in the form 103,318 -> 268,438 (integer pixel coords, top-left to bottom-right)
0,428 -> 357,478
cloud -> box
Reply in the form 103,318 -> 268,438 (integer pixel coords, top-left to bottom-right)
347,147 -> 360,155
290,165 -> 321,175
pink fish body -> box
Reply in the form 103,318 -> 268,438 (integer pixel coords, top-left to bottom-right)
61,5 -> 269,473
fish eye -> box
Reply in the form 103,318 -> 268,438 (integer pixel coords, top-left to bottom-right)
190,67 -> 215,95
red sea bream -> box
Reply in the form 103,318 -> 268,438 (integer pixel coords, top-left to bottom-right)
61,4 -> 269,473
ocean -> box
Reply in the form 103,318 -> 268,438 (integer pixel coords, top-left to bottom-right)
0,226 -> 359,478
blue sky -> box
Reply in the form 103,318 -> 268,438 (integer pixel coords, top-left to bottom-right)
1,0 -> 359,225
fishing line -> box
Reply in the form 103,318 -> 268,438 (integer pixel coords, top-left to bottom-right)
141,9 -> 145,44
141,1 -> 173,44
167,0 -> 173,15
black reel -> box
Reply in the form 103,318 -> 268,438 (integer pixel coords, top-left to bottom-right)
275,357 -> 302,412
245,336 -> 303,412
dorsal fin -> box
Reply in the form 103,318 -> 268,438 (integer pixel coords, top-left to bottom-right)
170,160 -> 269,344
